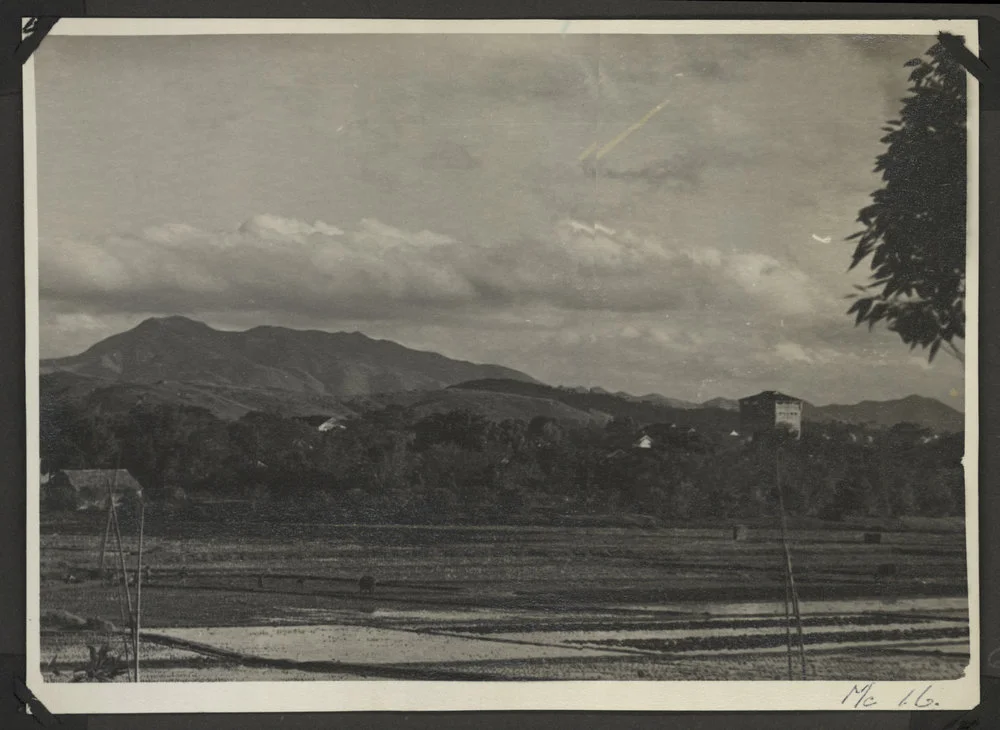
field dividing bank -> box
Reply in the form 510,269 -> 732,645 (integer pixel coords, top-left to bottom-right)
39,520 -> 970,681
40,520 -> 969,625
129,606 -> 968,682
41,602 -> 970,682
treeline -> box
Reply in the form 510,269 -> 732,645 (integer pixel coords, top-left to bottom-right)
40,400 -> 965,524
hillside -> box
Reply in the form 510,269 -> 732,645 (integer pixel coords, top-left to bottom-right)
406,389 -> 608,425
449,379 -> 962,432
700,397 -> 740,411
806,395 -> 964,432
41,316 -> 538,398
449,379 -> 740,430
39,370 -> 361,421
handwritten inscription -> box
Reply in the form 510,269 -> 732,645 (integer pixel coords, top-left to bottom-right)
841,683 -> 940,709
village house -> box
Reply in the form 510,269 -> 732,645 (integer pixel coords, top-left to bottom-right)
318,415 -> 347,432
630,423 -> 708,453
738,391 -> 803,441
43,469 -> 144,511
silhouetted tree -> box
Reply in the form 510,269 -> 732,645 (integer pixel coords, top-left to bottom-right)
847,39 -> 967,363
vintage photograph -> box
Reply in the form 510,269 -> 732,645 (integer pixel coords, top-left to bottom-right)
25,19 -> 978,712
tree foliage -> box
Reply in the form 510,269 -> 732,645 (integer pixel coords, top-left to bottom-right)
847,40 -> 967,363
40,398 -> 964,524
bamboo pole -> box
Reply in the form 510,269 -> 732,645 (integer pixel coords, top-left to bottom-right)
109,495 -> 136,681
114,595 -> 132,681
792,590 -> 806,673
134,502 -> 145,682
98,498 -> 113,574
790,570 -> 807,679
100,455 -> 123,575
107,483 -> 132,679
775,446 -> 807,680
783,563 -> 794,681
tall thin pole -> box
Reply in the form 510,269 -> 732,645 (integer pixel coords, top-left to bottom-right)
98,499 -> 113,574
776,446 -> 807,679
109,494 -> 136,680
134,502 -> 145,682
106,481 -> 131,679
783,562 -> 794,681
99,456 -> 121,574
790,572 -> 807,679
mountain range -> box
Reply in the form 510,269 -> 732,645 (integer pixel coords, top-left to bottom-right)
42,315 -> 534,393
39,316 -> 964,431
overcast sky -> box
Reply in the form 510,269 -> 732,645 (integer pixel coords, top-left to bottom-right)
33,31 -> 965,407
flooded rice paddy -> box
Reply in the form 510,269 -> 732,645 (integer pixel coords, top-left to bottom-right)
39,520 -> 971,681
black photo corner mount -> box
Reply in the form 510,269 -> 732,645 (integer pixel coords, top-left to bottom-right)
13,675 -> 55,726
12,16 -> 57,66
939,22 -> 1000,110
0,16 -> 57,97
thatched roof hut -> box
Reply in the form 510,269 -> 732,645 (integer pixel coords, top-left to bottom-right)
44,469 -> 144,511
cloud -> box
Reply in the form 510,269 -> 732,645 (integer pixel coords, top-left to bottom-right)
600,152 -> 707,190
238,214 -> 344,240
423,139 -> 481,171
43,210 -> 879,405
42,214 -> 829,327
775,342 -> 815,364
41,216 -> 474,319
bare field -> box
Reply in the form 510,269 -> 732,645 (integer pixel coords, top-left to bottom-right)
39,518 -> 970,682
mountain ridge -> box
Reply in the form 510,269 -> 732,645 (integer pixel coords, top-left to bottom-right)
40,317 -> 963,430
803,394 -> 963,431
446,379 -> 962,432
41,315 -> 540,398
